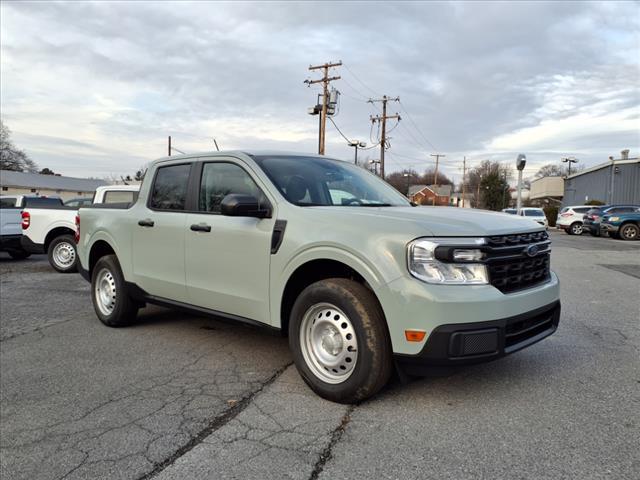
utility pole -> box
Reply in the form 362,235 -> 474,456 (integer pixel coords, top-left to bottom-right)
305,61 -> 342,155
369,96 -> 400,179
168,136 -> 171,156
429,153 -> 445,205
462,156 -> 467,208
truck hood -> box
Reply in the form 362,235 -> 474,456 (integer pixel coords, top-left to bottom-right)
307,206 -> 545,237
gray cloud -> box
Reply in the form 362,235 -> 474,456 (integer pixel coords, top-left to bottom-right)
1,0 -> 638,181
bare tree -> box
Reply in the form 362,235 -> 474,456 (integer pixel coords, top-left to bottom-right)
0,120 -> 38,172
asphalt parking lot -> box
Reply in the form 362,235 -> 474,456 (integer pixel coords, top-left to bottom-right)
1,230 -> 639,480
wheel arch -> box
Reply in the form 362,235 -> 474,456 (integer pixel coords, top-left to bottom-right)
88,240 -> 117,275
277,253 -> 389,337
44,227 -> 76,251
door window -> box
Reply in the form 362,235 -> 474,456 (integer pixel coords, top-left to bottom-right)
198,162 -> 266,213
149,164 -> 191,210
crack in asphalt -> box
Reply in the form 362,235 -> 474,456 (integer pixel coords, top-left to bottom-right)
309,404 -> 355,480
136,362 -> 294,480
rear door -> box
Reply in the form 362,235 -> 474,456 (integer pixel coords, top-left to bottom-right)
184,159 -> 275,324
132,162 -> 192,303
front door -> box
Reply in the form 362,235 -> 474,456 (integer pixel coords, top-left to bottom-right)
185,160 -> 274,325
132,162 -> 192,303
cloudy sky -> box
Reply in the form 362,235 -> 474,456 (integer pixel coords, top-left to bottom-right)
1,1 -> 639,183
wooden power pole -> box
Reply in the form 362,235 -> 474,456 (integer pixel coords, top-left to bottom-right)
305,61 -> 342,155
462,156 -> 467,208
168,136 -> 171,156
429,153 -> 445,205
369,96 -> 400,179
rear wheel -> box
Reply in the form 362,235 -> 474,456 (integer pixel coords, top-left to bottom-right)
289,278 -> 392,404
589,228 -> 600,237
619,223 -> 639,241
568,222 -> 583,235
8,250 -> 30,260
48,235 -> 78,273
91,255 -> 138,327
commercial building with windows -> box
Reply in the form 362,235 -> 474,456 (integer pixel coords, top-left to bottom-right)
0,171 -> 107,202
562,150 -> 639,206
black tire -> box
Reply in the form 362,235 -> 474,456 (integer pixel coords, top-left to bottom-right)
47,234 -> 78,273
289,278 -> 392,404
569,222 -> 583,235
619,223 -> 639,241
8,250 -> 30,260
91,254 -> 138,327
589,229 -> 600,237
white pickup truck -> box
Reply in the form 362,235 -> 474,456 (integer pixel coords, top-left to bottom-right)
20,185 -> 139,272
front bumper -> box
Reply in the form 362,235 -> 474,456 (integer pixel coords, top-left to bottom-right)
395,301 -> 560,375
601,223 -> 619,233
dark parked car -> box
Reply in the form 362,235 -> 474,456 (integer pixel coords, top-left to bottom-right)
584,205 -> 640,236
601,211 -> 640,240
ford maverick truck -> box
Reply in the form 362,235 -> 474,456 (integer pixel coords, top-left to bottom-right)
77,152 -> 560,403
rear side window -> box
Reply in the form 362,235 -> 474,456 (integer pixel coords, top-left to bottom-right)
149,164 -> 191,210
560,207 -> 569,213
573,207 -> 590,214
198,162 -> 266,213
22,197 -> 64,207
0,197 -> 17,208
103,191 -> 138,204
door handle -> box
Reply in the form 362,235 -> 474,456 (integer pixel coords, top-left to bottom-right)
190,223 -> 211,232
138,219 -> 154,227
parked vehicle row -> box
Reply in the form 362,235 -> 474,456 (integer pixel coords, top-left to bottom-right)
556,204 -> 639,240
0,185 -> 140,270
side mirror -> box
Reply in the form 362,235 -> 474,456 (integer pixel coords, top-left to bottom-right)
220,194 -> 271,218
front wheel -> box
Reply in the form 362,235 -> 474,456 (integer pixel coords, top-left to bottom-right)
619,223 -> 639,241
289,278 -> 392,404
48,234 -> 78,273
91,255 -> 138,327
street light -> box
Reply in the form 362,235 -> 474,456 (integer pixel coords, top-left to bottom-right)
516,153 -> 526,212
561,156 -> 578,176
348,140 -> 366,164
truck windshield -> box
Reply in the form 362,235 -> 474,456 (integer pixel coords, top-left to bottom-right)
253,155 -> 410,207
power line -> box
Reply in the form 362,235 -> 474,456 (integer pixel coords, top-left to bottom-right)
343,63 -> 380,97
327,117 -> 352,144
398,100 -> 439,151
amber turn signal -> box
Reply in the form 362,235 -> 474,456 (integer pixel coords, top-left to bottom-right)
405,330 -> 426,342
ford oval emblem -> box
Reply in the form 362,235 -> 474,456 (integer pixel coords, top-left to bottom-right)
526,244 -> 539,257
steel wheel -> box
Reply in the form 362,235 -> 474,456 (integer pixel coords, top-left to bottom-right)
94,268 -> 117,316
299,303 -> 358,384
52,241 -> 76,269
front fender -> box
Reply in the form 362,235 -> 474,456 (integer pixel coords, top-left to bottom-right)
270,244 -> 396,329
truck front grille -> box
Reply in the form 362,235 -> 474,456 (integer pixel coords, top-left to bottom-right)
484,231 -> 551,294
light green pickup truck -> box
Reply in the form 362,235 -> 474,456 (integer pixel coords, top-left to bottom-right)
77,152 -> 560,403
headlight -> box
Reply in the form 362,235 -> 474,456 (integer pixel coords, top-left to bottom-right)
608,216 -> 619,222
407,238 -> 488,284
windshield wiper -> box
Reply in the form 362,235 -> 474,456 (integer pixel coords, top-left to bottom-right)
360,203 -> 393,207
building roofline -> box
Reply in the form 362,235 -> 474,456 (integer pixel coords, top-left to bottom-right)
566,158 -> 639,180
